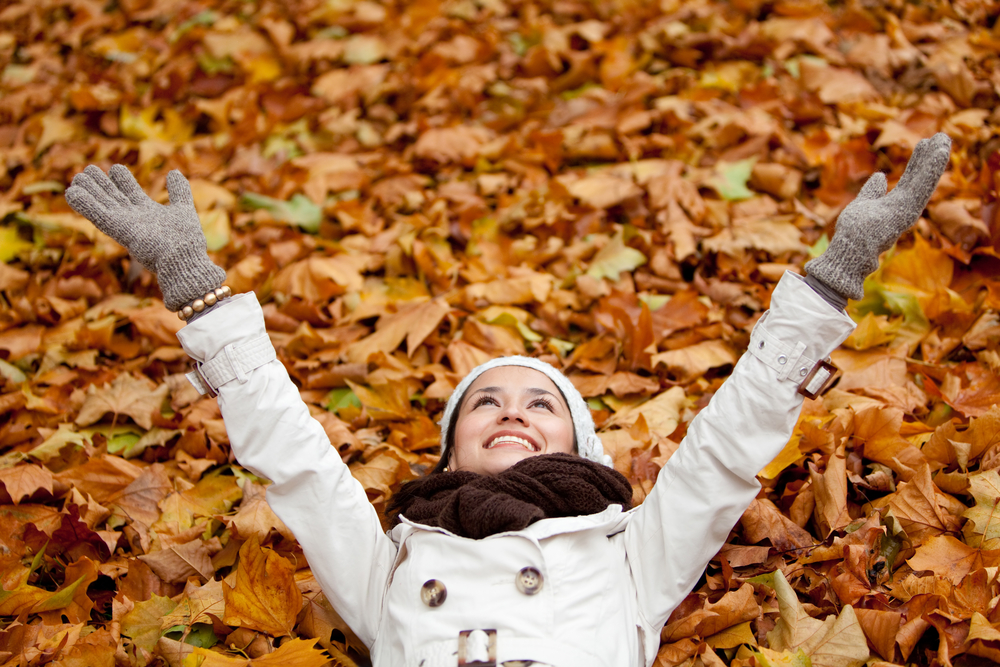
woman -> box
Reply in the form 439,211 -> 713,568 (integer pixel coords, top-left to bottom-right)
65,133 -> 950,667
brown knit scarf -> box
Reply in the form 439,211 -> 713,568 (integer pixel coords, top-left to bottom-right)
388,453 -> 633,539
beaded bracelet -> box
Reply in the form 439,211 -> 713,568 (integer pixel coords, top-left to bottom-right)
177,286 -> 232,321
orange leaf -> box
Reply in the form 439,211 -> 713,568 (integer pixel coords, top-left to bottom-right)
223,535 -> 303,636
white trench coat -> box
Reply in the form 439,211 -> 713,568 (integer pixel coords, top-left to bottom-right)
176,272 -> 855,667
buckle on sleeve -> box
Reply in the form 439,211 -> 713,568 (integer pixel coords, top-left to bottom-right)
458,629 -> 497,666
194,362 -> 219,398
797,358 -> 838,400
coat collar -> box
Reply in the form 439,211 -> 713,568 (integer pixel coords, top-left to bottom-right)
389,503 -> 631,546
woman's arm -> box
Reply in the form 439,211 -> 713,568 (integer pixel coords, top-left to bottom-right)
623,133 -> 951,644
66,166 -> 395,647
176,293 -> 395,648
624,272 -> 855,642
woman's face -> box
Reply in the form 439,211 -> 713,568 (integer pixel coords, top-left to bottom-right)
449,366 -> 575,476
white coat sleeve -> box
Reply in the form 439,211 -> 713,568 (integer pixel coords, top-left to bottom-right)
175,293 -> 395,648
624,272 -> 856,658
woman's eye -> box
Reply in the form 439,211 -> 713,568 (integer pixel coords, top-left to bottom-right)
531,399 -> 554,411
473,395 -> 499,408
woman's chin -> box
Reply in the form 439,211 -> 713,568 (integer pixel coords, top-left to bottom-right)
476,447 -> 538,474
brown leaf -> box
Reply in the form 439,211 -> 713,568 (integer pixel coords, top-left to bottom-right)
138,538 -> 216,584
75,373 -> 169,430
741,498 -> 815,552
907,534 -> 1000,585
0,464 -> 54,505
344,298 -> 450,364
413,126 -> 493,165
225,482 -> 294,543
652,340 -> 736,383
107,463 -> 172,527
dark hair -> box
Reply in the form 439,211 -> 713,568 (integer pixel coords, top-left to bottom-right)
429,373 -> 579,475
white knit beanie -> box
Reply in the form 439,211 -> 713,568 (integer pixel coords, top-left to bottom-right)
438,356 -> 613,467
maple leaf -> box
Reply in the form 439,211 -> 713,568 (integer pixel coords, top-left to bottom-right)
225,482 -> 294,542
0,464 -> 54,504
586,231 -> 647,281
758,569 -> 870,667
223,535 -> 302,636
962,470 -> 1000,550
76,374 -> 169,430
120,595 -> 178,654
907,534 -> 1000,585
566,173 -> 643,209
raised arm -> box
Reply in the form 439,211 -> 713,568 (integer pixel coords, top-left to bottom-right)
623,133 -> 952,647
66,166 -> 395,646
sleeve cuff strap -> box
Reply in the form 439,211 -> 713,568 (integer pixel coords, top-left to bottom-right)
186,333 -> 276,397
748,314 -> 838,399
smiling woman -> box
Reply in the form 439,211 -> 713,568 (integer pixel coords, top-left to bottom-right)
451,365 -> 576,474
63,133 -> 951,667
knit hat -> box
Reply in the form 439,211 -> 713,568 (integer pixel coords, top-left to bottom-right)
438,356 -> 612,467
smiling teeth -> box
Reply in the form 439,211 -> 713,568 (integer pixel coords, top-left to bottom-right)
486,436 -> 536,451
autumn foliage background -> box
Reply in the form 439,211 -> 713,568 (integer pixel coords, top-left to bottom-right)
1,0 -> 1000,665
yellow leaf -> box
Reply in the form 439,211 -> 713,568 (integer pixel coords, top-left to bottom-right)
586,232 -> 646,281
760,435 -> 804,480
251,638 -> 331,666
705,620 -> 757,649
962,469 -> 1000,550
154,471 -> 243,534
223,535 -> 302,636
346,379 -> 411,420
969,612 -> 1000,643
120,595 -> 178,653
0,225 -> 32,263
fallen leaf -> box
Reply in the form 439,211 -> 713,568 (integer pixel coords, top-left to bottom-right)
223,535 -> 302,636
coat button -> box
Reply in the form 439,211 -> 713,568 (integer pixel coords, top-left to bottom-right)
421,579 -> 446,607
516,567 -> 543,595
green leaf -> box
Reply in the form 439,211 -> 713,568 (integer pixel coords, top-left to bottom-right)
706,158 -> 757,201
0,359 -> 26,384
548,338 -> 575,357
638,294 -> 669,311
326,388 -> 361,413
32,574 -> 88,613
586,231 -> 647,281
755,648 -> 812,667
107,432 -> 141,456
184,623 -> 219,649
171,10 -> 217,43
28,424 -> 92,462
485,312 -> 543,342
808,234 -> 829,259
240,192 -> 322,233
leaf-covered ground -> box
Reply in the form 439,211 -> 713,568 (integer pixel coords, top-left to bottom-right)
1,0 -> 1000,665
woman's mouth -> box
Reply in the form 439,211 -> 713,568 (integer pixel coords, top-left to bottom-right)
484,434 -> 539,451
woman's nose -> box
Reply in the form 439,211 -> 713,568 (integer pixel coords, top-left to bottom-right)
499,403 -> 527,424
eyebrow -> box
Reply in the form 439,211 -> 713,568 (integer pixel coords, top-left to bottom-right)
467,386 -> 566,407
470,386 -> 556,397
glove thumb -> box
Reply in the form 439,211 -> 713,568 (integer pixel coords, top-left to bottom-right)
854,172 -> 888,203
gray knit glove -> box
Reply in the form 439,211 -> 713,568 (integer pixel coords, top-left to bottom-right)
805,132 -> 951,301
66,165 -> 225,311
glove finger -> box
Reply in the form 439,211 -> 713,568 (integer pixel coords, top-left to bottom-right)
166,170 -> 196,209
854,172 -> 887,202
109,164 -> 154,206
887,132 -> 951,216
73,167 -> 129,208
65,187 -> 129,240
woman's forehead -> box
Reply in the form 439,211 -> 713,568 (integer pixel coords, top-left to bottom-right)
465,366 -> 563,397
